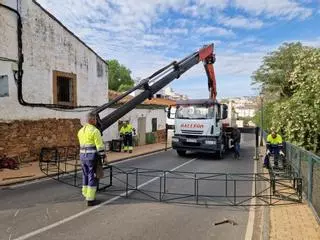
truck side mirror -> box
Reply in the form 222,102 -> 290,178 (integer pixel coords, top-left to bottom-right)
222,104 -> 228,119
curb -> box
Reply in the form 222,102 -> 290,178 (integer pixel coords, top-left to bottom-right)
262,204 -> 270,240
0,147 -> 172,187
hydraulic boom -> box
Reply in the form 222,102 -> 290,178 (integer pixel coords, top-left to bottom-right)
92,43 -> 217,133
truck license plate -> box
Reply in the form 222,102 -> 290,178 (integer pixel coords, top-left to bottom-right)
186,138 -> 197,143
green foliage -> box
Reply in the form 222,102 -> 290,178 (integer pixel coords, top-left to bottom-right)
252,101 -> 276,131
252,42 -> 304,98
252,42 -> 320,154
107,59 -> 134,92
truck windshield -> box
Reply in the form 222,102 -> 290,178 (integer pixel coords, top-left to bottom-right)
175,105 -> 215,119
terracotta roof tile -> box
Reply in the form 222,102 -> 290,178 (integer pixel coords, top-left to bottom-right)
108,90 -> 176,106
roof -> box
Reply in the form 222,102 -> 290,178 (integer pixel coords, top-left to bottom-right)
176,99 -> 218,105
108,90 -> 176,106
32,0 -> 107,64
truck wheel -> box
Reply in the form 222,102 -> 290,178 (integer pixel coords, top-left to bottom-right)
177,150 -> 186,157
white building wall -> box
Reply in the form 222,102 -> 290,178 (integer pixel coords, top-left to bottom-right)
102,108 -> 166,142
0,0 -> 108,121
235,108 -> 256,118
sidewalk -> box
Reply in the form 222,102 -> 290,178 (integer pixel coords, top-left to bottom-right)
258,147 -> 320,240
0,142 -> 170,186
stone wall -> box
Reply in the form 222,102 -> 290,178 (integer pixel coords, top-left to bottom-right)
0,119 -> 81,162
155,129 -> 166,143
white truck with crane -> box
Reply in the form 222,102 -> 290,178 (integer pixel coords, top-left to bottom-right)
87,43 -> 235,159
169,99 -> 235,159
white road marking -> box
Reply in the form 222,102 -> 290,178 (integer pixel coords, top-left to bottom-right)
14,209 -> 20,217
244,158 -> 257,240
13,158 -> 196,240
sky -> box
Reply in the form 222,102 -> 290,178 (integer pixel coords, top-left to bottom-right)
37,0 -> 320,99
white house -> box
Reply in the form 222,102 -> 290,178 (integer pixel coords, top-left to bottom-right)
106,90 -> 176,148
0,0 -> 107,161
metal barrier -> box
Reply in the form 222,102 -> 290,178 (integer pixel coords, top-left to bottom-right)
285,142 -> 320,219
39,146 -> 302,207
262,130 -> 320,219
39,146 -> 112,189
99,166 -> 302,206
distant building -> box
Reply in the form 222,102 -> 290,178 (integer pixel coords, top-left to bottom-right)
234,106 -> 256,118
107,90 -> 176,147
155,86 -> 188,100
131,85 -> 188,101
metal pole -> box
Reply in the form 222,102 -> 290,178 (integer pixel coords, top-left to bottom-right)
126,173 -> 129,197
194,173 -> 197,201
234,180 -> 236,205
254,174 -> 257,197
254,127 -> 259,160
110,166 -> 113,186
159,176 -> 162,202
225,174 -> 228,197
135,168 -> 138,190
74,157 -> 77,186
57,157 -> 60,180
260,96 -> 264,146
196,179 -> 199,204
164,171 -> 167,193
165,124 -> 168,151
307,156 -> 314,202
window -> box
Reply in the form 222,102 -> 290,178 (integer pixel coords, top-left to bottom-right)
176,105 -> 215,119
0,75 -> 9,97
152,118 -> 157,132
97,60 -> 103,77
53,71 -> 77,106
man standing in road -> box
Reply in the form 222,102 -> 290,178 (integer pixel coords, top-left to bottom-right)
231,125 -> 241,159
120,120 -> 135,153
78,112 -> 105,206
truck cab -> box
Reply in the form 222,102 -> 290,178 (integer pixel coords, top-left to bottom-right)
168,99 -> 229,158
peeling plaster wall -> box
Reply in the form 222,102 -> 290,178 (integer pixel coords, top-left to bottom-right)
0,0 -> 108,121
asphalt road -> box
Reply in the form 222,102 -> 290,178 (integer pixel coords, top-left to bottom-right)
1,133 -> 256,240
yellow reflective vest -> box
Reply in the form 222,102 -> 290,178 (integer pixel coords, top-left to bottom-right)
120,124 -> 133,135
78,124 -> 105,155
267,134 -> 283,145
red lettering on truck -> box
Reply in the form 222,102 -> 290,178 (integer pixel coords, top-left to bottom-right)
181,123 -> 204,128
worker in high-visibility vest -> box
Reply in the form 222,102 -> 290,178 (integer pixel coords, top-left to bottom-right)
263,129 -> 284,169
78,112 -> 105,206
120,120 -> 135,153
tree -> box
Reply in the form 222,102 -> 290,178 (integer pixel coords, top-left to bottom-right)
252,42 -> 320,154
252,42 -> 304,98
107,59 -> 134,92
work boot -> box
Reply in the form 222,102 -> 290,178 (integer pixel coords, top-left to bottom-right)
87,200 -> 101,207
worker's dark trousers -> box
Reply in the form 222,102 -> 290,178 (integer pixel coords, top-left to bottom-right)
80,153 -> 97,201
123,133 -> 133,151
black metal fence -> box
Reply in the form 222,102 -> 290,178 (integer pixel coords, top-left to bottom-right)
39,146 -> 302,206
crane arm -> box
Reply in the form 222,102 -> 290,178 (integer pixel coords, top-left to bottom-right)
92,43 -> 217,132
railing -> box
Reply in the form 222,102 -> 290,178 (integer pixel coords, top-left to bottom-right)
285,142 -> 320,220
39,146 -> 302,207
262,130 -> 320,220
98,166 -> 302,206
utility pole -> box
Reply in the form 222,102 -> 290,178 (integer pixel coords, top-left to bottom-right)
260,95 -> 264,146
